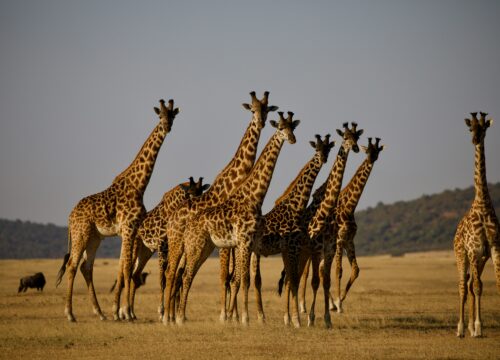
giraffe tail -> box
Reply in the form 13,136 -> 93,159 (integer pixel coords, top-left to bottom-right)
277,268 -> 286,296
55,227 -> 71,288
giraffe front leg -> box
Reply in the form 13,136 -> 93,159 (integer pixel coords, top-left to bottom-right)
252,252 -> 265,323
341,241 -> 359,303
307,255 -> 320,327
219,248 -> 231,323
455,246 -> 467,337
333,243 -> 344,313
114,225 -> 136,322
321,251 -> 334,329
129,242 -> 154,321
299,257 -> 311,314
470,258 -> 486,337
236,241 -> 252,326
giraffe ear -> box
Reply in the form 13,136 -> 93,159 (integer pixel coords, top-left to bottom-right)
174,108 -> 180,115
465,118 -> 472,127
242,103 -> 252,110
379,144 -> 386,151
486,119 -> 493,128
361,145 -> 368,152
292,119 -> 301,129
154,107 -> 160,115
310,141 -> 316,148
179,183 -> 190,193
267,105 -> 279,112
356,129 -> 364,137
270,120 -> 278,128
201,184 -> 210,191
336,129 -> 344,137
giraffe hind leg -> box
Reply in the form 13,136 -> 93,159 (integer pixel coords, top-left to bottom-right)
79,230 -> 106,320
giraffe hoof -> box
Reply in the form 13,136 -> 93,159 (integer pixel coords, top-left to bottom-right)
99,314 -> 107,321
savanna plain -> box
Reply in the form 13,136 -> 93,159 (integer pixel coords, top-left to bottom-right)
0,252 -> 499,360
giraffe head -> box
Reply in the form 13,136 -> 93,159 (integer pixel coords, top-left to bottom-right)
361,137 -> 385,164
242,91 -> 279,127
310,134 -> 335,164
465,112 -> 493,145
270,112 -> 300,144
180,176 -> 210,198
336,122 -> 363,153
154,99 -> 180,133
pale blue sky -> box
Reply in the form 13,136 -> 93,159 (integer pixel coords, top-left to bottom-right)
1,0 -> 499,226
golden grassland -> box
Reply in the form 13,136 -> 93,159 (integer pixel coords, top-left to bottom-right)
0,252 -> 499,360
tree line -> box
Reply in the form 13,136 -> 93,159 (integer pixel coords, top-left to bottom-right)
1,182 -> 498,259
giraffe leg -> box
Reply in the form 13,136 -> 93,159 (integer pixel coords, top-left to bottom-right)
227,249 -> 241,323
171,253 -> 186,320
454,242 -> 468,337
491,245 -> 500,294
176,240 -> 214,325
299,257 -> 311,314
466,272 -> 475,336
281,250 -> 292,326
157,240 -> 168,321
79,230 -> 106,320
128,242 -> 154,320
287,247 -> 302,328
307,254 -> 320,327
219,248 -> 231,323
163,243 -> 183,324
113,224 -> 136,321
64,228 -> 87,322
321,250 -> 334,329
470,257 -> 486,337
341,239 -> 359,303
252,252 -> 266,323
237,238 -> 253,326
333,241 -> 344,313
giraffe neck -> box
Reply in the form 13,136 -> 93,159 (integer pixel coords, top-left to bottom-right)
338,158 -> 374,215
308,145 -> 350,238
233,132 -> 285,208
473,141 -> 491,206
194,113 -> 264,209
273,152 -> 324,213
113,120 -> 168,194
161,183 -> 190,217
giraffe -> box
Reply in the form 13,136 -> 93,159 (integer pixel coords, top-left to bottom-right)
298,137 -> 384,314
116,177 -> 210,320
176,112 -> 300,325
160,91 -> 277,323
219,134 -> 335,323
282,122 -> 362,328
454,112 -> 500,338
55,99 -> 179,322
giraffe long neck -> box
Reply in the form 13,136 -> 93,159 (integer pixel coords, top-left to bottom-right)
274,152 -> 324,213
190,113 -> 263,210
234,132 -> 285,208
338,158 -> 374,215
308,145 -> 350,238
161,184 -> 190,217
473,141 -> 491,206
113,120 -> 168,194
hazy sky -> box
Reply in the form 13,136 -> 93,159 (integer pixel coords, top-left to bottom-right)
1,0 -> 499,226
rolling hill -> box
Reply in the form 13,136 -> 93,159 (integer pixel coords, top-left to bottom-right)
1,182 -> 499,259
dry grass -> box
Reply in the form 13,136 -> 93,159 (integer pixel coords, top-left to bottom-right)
0,251 -> 499,359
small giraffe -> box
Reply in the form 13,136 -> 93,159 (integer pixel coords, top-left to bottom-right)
176,112 -> 300,325
454,112 -> 500,338
117,177 -> 209,320
56,99 -> 179,322
161,92 -> 277,323
298,137 -> 384,314
283,122 -> 362,328
219,134 -> 335,323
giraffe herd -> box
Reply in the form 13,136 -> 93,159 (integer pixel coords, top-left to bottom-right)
56,93 -> 499,337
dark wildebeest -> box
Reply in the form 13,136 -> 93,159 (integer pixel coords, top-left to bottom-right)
110,272 -> 150,293
18,272 -> 46,293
